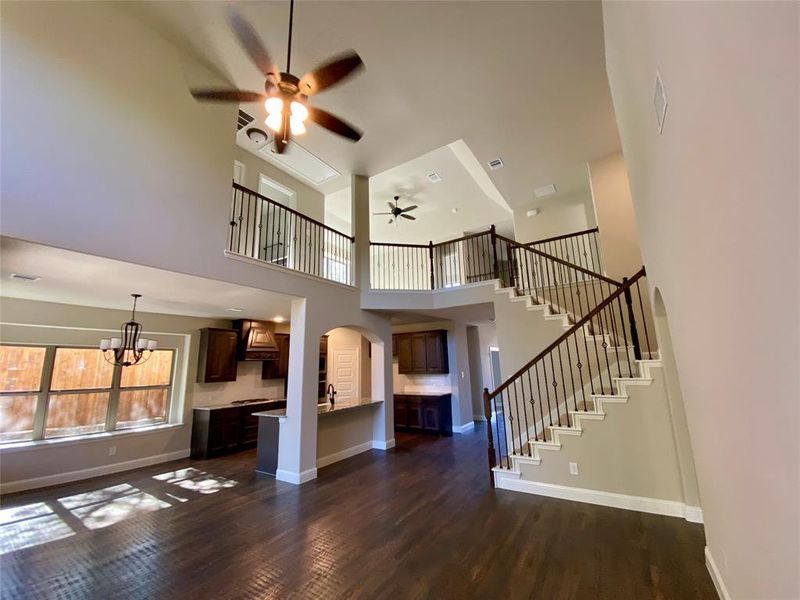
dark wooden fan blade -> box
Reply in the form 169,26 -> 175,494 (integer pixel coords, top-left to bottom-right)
299,50 -> 364,95
400,205 -> 418,213
400,214 -> 416,220
307,106 -> 362,141
227,7 -> 279,81
191,89 -> 265,103
387,201 -> 396,211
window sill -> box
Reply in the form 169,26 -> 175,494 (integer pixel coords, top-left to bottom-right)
0,423 -> 185,454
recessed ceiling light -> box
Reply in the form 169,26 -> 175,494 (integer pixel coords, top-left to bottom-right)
487,158 -> 504,170
451,208 -> 459,214
534,184 -> 557,198
273,316 -> 285,323
9,273 -> 41,282
526,208 -> 541,217
226,307 -> 244,312
427,172 -> 443,183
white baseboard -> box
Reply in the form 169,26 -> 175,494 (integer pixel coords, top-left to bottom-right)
452,421 -> 476,434
1,449 -> 190,495
495,475 -> 704,523
684,504 -> 704,524
372,438 -> 395,450
705,546 -> 730,600
275,467 -> 317,485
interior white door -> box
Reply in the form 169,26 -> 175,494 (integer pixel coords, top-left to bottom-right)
332,347 -> 359,401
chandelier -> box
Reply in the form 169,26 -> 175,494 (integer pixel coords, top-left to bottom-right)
99,294 -> 158,367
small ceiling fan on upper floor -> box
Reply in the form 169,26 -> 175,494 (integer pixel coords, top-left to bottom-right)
190,0 -> 364,154
374,196 -> 418,225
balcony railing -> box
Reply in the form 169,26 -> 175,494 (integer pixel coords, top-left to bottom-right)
228,183 -> 354,285
526,227 -> 602,275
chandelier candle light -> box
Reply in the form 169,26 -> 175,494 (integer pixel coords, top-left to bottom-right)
99,294 -> 158,367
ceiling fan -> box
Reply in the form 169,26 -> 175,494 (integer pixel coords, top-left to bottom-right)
190,0 -> 364,154
374,196 -> 418,225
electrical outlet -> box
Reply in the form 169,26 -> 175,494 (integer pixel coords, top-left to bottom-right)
461,371 -> 465,379
569,462 -> 579,475
108,446 -> 117,456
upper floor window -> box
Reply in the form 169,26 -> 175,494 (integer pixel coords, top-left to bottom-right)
0,345 -> 175,444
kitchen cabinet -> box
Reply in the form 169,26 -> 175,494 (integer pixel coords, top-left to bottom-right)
393,393 -> 452,436
394,330 -> 449,374
191,400 -> 287,458
261,333 -> 290,379
197,328 -> 238,383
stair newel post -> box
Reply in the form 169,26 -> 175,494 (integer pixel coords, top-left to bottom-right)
490,225 -> 500,281
622,277 -> 642,361
428,241 -> 435,290
483,388 -> 496,487
505,242 -> 515,292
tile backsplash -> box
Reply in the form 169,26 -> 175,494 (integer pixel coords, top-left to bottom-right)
392,361 -> 453,394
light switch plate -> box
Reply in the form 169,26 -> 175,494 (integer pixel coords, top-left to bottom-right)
569,462 -> 579,475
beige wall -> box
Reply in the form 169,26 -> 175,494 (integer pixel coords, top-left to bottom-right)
587,152 -> 643,279
513,192 -> 596,244
234,147 -> 325,222
603,2 -> 799,598
316,407 -> 376,465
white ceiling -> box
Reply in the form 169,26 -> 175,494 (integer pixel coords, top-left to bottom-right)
0,238 -> 295,321
128,1 -> 620,205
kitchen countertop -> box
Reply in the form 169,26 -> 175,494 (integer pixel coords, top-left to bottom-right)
194,398 -> 286,411
253,398 -> 384,420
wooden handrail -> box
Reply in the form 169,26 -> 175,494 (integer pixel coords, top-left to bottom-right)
487,267 -> 646,400
370,241 -> 429,248
525,227 -> 599,246
232,182 -> 355,242
493,233 -> 621,286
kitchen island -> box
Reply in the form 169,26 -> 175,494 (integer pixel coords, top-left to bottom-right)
253,398 -> 384,476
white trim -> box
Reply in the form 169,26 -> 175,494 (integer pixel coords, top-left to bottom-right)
275,467 -> 318,485
0,423 -> 184,454
316,441 -> 373,468
684,505 -> 704,524
473,414 -> 487,422
372,438 -> 395,450
452,421 -> 475,434
705,546 -> 731,600
1,449 -> 190,494
224,250 -> 355,290
494,476 -> 704,522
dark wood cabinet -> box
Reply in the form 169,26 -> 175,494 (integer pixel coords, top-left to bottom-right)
232,319 -> 278,361
394,330 -> 449,374
393,393 -> 452,436
197,328 -> 238,383
191,400 -> 287,459
262,333 -> 290,380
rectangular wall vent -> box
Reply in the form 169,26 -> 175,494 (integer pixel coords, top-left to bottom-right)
488,158 -> 504,170
9,273 -> 41,282
427,171 -> 443,183
258,141 -> 340,185
237,110 -> 255,131
534,184 -> 557,198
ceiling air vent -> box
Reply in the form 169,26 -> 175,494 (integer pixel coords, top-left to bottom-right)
237,110 -> 255,131
427,171 -> 443,183
9,273 -> 41,282
488,158 -> 504,170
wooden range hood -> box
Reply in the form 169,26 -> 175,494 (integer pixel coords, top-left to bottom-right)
232,319 -> 279,361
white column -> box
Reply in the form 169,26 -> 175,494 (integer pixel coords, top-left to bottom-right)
276,297 -> 319,484
369,324 -> 395,449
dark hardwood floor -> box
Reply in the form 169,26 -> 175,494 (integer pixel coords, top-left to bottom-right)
1,424 -> 716,599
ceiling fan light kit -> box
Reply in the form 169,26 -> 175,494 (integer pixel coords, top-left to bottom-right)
190,0 -> 364,154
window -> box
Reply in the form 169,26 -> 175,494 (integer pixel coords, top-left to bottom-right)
323,253 -> 349,284
0,345 -> 175,445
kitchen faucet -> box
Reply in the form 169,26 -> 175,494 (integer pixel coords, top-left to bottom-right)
326,384 -> 337,406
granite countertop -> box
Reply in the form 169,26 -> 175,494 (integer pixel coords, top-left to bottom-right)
253,397 -> 384,420
194,398 -> 286,411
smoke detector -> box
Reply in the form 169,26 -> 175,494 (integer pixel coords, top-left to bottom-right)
427,171 -> 443,183
534,184 -> 557,198
526,208 -> 540,217
246,128 -> 269,145
487,158 -> 504,170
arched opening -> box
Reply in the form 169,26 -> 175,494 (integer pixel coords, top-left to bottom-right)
652,287 -> 703,513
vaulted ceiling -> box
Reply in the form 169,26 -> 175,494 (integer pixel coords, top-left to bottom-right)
128,0 -> 620,208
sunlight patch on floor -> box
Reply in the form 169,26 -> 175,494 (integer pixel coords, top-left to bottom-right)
0,502 -> 74,554
152,467 -> 238,495
58,483 -> 170,530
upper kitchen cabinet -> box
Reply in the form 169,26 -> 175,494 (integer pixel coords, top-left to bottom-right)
394,330 -> 449,374
197,328 -> 238,383
262,333 -> 290,380
232,319 -> 278,361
